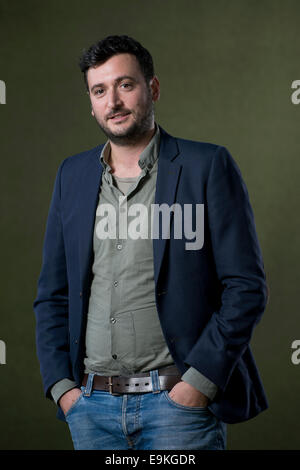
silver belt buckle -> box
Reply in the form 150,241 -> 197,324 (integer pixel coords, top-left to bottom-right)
108,376 -> 120,396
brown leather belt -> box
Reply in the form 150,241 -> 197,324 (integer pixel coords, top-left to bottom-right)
82,365 -> 182,395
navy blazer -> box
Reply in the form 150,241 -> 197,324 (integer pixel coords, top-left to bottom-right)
33,126 -> 269,424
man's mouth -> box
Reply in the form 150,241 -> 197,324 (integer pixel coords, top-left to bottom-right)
108,112 -> 131,121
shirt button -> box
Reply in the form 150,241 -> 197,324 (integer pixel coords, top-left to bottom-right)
112,354 -> 117,360
110,317 -> 116,324
116,244 -> 123,250
113,281 -> 118,287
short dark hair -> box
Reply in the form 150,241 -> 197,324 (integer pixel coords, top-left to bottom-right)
79,35 -> 155,90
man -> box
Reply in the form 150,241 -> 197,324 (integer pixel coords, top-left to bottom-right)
33,35 -> 269,450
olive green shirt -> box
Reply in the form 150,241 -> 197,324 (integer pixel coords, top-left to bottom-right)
51,125 -> 218,404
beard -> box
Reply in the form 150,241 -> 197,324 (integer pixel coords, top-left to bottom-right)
93,89 -> 155,146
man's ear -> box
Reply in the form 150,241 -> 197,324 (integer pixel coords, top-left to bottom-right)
91,108 -> 95,117
150,76 -> 160,102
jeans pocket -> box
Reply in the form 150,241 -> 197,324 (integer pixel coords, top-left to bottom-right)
163,391 -> 209,412
64,387 -> 84,419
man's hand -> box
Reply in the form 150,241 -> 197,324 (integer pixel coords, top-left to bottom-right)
168,381 -> 209,407
59,388 -> 82,416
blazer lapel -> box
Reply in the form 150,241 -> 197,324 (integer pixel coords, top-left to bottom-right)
153,127 -> 182,286
77,146 -> 104,290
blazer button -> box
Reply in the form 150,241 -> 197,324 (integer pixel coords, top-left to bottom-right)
79,292 -> 83,297
74,339 -> 78,344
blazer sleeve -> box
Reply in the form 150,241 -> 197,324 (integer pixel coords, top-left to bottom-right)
33,160 -> 74,399
184,145 -> 268,392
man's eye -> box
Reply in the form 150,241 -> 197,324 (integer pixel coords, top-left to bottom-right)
121,83 -> 132,89
94,89 -> 104,95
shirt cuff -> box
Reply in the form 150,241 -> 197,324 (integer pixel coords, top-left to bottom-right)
51,378 -> 78,405
181,366 -> 218,401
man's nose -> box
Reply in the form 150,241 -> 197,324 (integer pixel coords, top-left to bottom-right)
107,88 -> 122,109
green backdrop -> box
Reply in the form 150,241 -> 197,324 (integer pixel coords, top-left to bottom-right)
0,0 -> 299,450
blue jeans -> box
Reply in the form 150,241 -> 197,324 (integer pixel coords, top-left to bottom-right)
65,370 -> 227,450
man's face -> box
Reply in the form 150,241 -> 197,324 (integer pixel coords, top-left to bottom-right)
87,53 -> 160,144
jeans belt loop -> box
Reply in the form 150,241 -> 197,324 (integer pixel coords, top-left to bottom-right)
84,372 -> 95,397
150,369 -> 161,394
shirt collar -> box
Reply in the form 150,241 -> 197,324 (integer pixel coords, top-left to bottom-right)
99,123 -> 160,174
